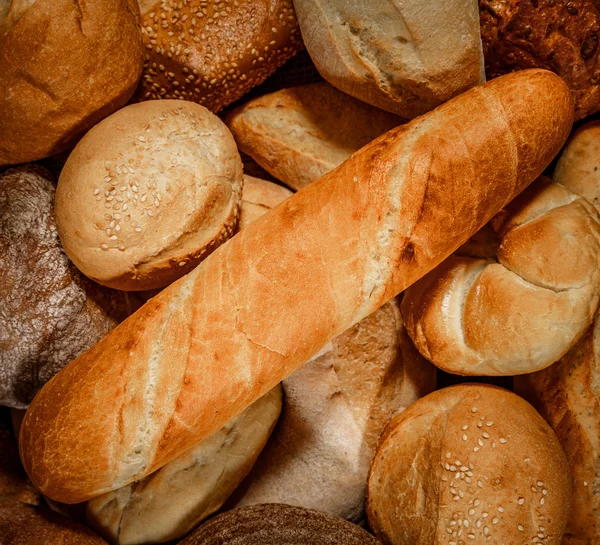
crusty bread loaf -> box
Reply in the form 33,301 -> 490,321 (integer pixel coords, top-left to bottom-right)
554,120 -> 600,212
293,0 -> 484,118
515,314 -> 600,544
19,70 -> 573,504
0,0 -> 144,166
0,165 -> 140,409
367,385 -> 571,545
229,297 -> 435,522
134,0 -> 303,112
402,177 -> 600,376
55,100 -> 243,291
179,504 -> 380,545
85,387 -> 282,545
227,82 -> 403,190
240,176 -> 293,230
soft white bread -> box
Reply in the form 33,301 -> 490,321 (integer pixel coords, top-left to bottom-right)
292,0 -> 485,118
230,297 -> 435,522
85,387 -> 282,545
239,176 -> 293,230
367,384 -> 571,545
516,314 -> 600,544
19,70 -> 573,504
402,178 -> 600,376
134,0 -> 303,113
55,100 -> 243,291
0,0 -> 144,166
554,120 -> 600,212
227,82 -> 403,190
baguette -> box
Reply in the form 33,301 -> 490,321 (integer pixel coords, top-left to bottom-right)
19,69 -> 573,504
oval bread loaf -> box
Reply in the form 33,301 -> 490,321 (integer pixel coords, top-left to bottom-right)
19,70 -> 574,504
402,177 -> 600,376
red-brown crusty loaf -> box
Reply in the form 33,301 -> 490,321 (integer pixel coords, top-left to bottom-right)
19,70 -> 573,504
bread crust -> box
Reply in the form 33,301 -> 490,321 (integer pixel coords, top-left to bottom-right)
19,70 -> 573,504
239,176 -> 293,230
0,0 -> 144,166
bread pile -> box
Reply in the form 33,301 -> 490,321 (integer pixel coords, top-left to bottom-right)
3,2 -> 600,544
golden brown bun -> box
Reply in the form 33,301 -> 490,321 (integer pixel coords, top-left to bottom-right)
554,120 -> 600,212
515,315 -> 600,544
0,165 -> 140,409
55,100 -> 243,291
229,298 -> 435,522
0,496 -> 107,545
402,177 -> 600,376
180,504 -> 380,545
367,385 -> 571,545
239,175 -> 293,229
227,82 -> 403,190
480,0 -> 600,121
19,70 -> 573,504
0,0 -> 144,166
134,0 -> 303,112
293,0 -> 484,118
84,387 -> 282,545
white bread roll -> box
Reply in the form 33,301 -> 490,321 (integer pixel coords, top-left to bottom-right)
367,385 -> 571,545
55,100 -> 243,291
19,70 -> 573,504
402,177 -> 600,376
292,0 -> 485,118
230,297 -> 435,522
239,176 -> 293,230
227,82 -> 403,190
0,0 -> 144,166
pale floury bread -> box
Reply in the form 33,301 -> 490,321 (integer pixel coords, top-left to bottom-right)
292,0 -> 485,119
0,0 -> 144,166
239,176 -> 293,229
516,314 -> 600,545
55,100 -> 243,291
229,297 -> 435,522
402,177 -> 600,376
227,82 -> 403,190
367,385 -> 571,545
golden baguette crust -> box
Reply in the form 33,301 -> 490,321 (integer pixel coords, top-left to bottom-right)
19,70 -> 573,504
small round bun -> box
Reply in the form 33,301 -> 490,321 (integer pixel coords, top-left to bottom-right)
239,175 -> 293,230
367,384 -> 570,545
180,504 -> 380,545
0,0 -> 144,166
56,100 -> 243,291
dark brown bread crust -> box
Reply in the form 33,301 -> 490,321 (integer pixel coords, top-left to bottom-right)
480,0 -> 600,120
179,504 -> 380,545
0,166 -> 139,408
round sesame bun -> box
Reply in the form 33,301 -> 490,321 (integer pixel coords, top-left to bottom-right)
0,0 -> 144,167
134,0 -> 303,112
367,384 -> 571,545
55,100 -> 243,291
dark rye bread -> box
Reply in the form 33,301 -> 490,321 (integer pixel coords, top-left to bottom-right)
179,504 -> 380,545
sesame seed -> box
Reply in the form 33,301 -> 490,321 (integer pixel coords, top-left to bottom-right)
537,481 -> 544,486
101,244 -> 108,250
540,498 -> 545,505
482,513 -> 488,518
179,261 -> 186,267
93,188 -> 100,195
531,486 -> 537,492
542,489 -> 548,495
462,424 -> 469,431
462,434 -> 468,441
499,438 -> 507,444
518,525 -> 524,532
482,432 -> 490,439
486,421 -> 494,426
478,481 -> 484,488
478,439 -> 484,447
497,507 -> 504,513
492,518 -> 498,524
138,136 -> 146,142
518,498 -> 525,505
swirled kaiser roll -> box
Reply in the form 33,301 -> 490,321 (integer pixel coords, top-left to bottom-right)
367,385 -> 571,545
402,177 -> 600,376
19,70 -> 573,504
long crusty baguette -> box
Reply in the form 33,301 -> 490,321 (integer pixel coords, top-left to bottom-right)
19,70 -> 573,504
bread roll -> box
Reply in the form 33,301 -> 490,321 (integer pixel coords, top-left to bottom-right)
515,314 -> 600,544
0,497 -> 108,545
480,0 -> 600,121
179,504 -> 380,545
85,387 -> 282,545
227,82 -> 403,190
230,298 -> 435,522
55,100 -> 243,291
0,165 -> 139,409
554,120 -> 600,212
240,176 -> 293,230
367,384 -> 571,545
134,0 -> 303,112
293,0 -> 484,118
402,177 -> 600,376
19,70 -> 573,504
0,0 -> 143,166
